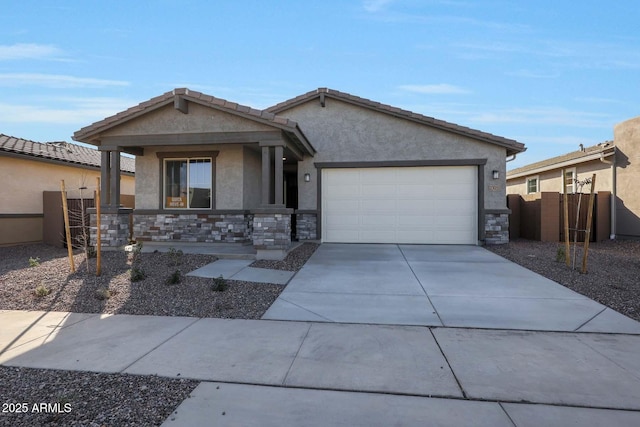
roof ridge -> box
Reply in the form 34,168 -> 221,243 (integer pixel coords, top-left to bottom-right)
507,141 -> 614,176
266,87 -> 525,154
74,87 -> 302,142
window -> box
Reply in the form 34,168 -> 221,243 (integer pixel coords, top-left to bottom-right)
526,176 -> 539,194
164,158 -> 212,209
563,168 -> 576,194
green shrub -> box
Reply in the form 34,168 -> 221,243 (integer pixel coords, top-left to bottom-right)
28,257 -> 40,267
95,287 -> 111,300
167,247 -> 184,267
86,246 -> 97,259
556,246 -> 566,263
34,284 -> 50,297
166,269 -> 182,285
211,275 -> 227,292
130,267 -> 146,282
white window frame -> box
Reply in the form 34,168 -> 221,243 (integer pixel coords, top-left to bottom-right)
563,168 -> 576,194
526,175 -> 539,194
163,157 -> 213,209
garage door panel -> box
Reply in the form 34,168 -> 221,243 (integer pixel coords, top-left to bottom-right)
322,167 -> 477,244
325,199 -> 359,212
361,184 -> 396,198
360,200 -> 397,212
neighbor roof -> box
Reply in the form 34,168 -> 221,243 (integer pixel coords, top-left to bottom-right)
507,142 -> 615,179
0,134 -> 135,173
73,88 -> 315,155
267,88 -> 527,156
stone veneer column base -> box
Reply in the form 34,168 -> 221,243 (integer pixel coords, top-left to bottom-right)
485,211 -> 510,245
90,208 -> 132,251
252,208 -> 293,260
296,211 -> 317,240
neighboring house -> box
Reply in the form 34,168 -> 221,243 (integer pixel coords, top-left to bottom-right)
506,116 -> 640,240
73,88 -> 525,259
0,134 -> 135,246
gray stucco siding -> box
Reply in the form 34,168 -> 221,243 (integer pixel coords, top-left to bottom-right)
135,145 -> 253,210
282,98 -> 507,211
101,102 -> 275,137
243,146 -> 262,209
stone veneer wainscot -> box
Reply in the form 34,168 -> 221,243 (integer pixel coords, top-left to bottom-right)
133,212 -> 253,243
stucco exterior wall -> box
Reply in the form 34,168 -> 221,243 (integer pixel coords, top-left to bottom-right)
507,160 -> 613,195
279,98 -> 508,211
0,156 -> 134,214
614,116 -> 640,238
101,103 -> 274,137
243,146 -> 262,209
0,155 -> 134,245
136,144 -> 252,210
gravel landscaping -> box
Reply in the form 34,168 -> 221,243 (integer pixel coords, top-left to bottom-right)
0,242 -> 318,319
487,239 -> 640,322
0,366 -> 197,427
0,242 -> 319,426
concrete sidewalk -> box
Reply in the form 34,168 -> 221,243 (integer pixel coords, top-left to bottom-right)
2,310 -> 640,426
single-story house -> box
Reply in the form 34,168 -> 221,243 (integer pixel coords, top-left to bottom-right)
0,134 -> 135,246
73,88 -> 525,259
506,116 -> 640,240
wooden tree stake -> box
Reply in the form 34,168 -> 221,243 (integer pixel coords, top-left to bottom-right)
581,174 -> 597,273
562,169 -> 570,266
60,180 -> 75,272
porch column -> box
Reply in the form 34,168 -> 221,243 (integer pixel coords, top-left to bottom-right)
261,146 -> 271,205
100,150 -> 111,207
110,150 -> 121,209
274,145 -> 284,206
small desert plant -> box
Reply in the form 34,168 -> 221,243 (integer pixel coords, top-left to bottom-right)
86,245 -> 97,259
166,269 -> 182,285
34,284 -> 51,297
28,257 -> 40,267
130,267 -> 146,282
556,245 -> 566,263
95,287 -> 112,300
211,275 -> 228,292
167,247 -> 184,267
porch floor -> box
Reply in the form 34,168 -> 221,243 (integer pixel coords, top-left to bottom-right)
139,241 -> 257,259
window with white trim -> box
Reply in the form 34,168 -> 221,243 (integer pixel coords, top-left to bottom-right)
526,176 -> 539,194
164,158 -> 212,209
563,168 -> 576,194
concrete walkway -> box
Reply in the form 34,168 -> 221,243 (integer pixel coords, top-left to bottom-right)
263,244 -> 640,333
187,259 -> 295,285
2,310 -> 640,426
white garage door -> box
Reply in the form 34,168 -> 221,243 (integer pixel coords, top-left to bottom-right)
322,166 -> 477,244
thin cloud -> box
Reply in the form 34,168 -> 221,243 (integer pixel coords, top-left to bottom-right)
399,84 -> 470,95
0,97 -> 135,124
0,43 -> 65,60
468,107 -> 611,128
0,73 -> 129,88
363,0 -> 395,13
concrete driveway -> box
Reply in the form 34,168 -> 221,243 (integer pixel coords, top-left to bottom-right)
263,243 -> 640,333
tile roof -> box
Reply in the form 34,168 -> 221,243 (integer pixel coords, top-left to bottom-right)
73,88 -> 303,142
0,134 -> 135,173
507,142 -> 615,178
267,88 -> 526,156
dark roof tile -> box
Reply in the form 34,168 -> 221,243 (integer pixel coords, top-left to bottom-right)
0,134 -> 135,173
507,142 -> 614,177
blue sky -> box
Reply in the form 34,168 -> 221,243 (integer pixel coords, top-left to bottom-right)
1,0 -> 638,169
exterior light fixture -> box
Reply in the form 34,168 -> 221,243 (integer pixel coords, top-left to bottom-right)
492,170 -> 499,179
304,173 -> 311,182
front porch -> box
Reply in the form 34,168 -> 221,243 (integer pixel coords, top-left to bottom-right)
75,89 -> 317,260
